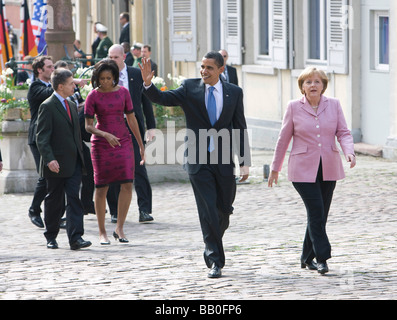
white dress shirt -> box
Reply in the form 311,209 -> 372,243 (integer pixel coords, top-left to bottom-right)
119,64 -> 130,91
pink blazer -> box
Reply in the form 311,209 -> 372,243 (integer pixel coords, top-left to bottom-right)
271,95 -> 355,183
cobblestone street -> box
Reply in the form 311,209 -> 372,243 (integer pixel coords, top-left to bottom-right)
0,151 -> 396,301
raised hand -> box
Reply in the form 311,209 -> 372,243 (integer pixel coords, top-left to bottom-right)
138,58 -> 155,87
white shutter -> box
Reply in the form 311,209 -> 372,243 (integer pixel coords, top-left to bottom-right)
269,0 -> 289,69
221,0 -> 242,65
327,0 -> 349,74
168,0 -> 197,62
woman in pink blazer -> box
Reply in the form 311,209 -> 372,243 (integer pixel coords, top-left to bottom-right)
268,67 -> 356,275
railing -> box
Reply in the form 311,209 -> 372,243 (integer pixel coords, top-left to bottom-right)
5,45 -> 100,78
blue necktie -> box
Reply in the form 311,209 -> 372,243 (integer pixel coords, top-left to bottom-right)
207,87 -> 217,125
207,87 -> 216,152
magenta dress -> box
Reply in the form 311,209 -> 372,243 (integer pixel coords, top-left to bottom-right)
85,86 -> 135,187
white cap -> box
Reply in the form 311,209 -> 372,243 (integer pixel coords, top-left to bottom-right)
96,23 -> 108,33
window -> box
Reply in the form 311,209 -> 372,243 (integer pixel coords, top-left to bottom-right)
211,1 -> 222,51
259,0 -> 270,56
304,0 -> 349,74
307,0 -> 327,62
375,13 -> 389,71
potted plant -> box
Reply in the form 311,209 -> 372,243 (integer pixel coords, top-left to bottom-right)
0,68 -> 31,122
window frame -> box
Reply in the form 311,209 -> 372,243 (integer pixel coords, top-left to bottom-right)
373,11 -> 390,72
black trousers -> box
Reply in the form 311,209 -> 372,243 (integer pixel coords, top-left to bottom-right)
29,144 -> 47,216
44,163 -> 84,244
292,160 -> 336,263
107,134 -> 152,216
189,164 -> 236,269
80,144 -> 95,214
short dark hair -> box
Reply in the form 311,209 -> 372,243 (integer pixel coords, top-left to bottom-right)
91,59 -> 119,89
203,51 -> 224,69
54,60 -> 68,69
143,44 -> 151,52
51,68 -> 73,91
32,56 -> 53,77
120,12 -> 129,22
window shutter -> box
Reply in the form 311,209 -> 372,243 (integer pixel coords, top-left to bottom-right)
327,0 -> 349,74
269,0 -> 289,69
221,0 -> 243,65
168,0 -> 197,62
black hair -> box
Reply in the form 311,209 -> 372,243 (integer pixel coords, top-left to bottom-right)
91,59 -> 119,89
204,51 -> 224,69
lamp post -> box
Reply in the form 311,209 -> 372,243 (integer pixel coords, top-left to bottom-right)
45,0 -> 75,62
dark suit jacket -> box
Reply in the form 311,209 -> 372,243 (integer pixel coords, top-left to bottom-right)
226,65 -> 238,86
27,80 -> 54,146
126,66 -> 156,141
125,52 -> 134,67
36,94 -> 85,179
119,24 -> 130,44
143,78 -> 251,176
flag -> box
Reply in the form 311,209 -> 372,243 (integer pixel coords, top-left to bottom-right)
21,0 -> 38,58
0,0 -> 13,71
31,0 -> 47,54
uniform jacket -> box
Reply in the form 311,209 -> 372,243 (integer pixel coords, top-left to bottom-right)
271,95 -> 355,182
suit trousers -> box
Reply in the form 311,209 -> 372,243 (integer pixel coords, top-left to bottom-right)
292,160 -> 336,263
29,144 -> 47,216
189,163 -> 236,269
80,143 -> 95,214
44,162 -> 84,244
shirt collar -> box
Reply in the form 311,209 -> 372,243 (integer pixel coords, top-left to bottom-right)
39,79 -> 51,87
205,79 -> 222,91
54,92 -> 67,105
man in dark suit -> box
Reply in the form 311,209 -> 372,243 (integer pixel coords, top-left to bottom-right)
121,42 -> 134,67
27,56 -> 55,228
141,45 -> 158,77
107,44 -> 156,223
119,12 -> 130,44
219,49 -> 238,86
140,51 -> 251,278
36,68 -> 91,250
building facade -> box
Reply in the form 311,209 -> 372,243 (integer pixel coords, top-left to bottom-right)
70,0 -> 397,160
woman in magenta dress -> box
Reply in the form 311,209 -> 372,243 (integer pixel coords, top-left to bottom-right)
85,59 -> 145,245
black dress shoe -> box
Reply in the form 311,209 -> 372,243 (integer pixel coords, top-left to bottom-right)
47,240 -> 58,249
301,260 -> 317,271
139,211 -> 154,223
317,261 -> 329,275
70,238 -> 92,250
110,215 -> 117,223
29,213 -> 44,228
208,263 -> 222,278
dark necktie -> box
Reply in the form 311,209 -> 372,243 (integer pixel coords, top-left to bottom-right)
64,99 -> 72,121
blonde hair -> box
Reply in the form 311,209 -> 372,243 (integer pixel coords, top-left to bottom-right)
298,67 -> 328,95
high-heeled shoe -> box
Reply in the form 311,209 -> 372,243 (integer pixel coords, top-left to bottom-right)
100,238 -> 111,245
113,231 -> 129,243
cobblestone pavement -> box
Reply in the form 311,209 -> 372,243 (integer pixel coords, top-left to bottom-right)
0,151 -> 396,301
